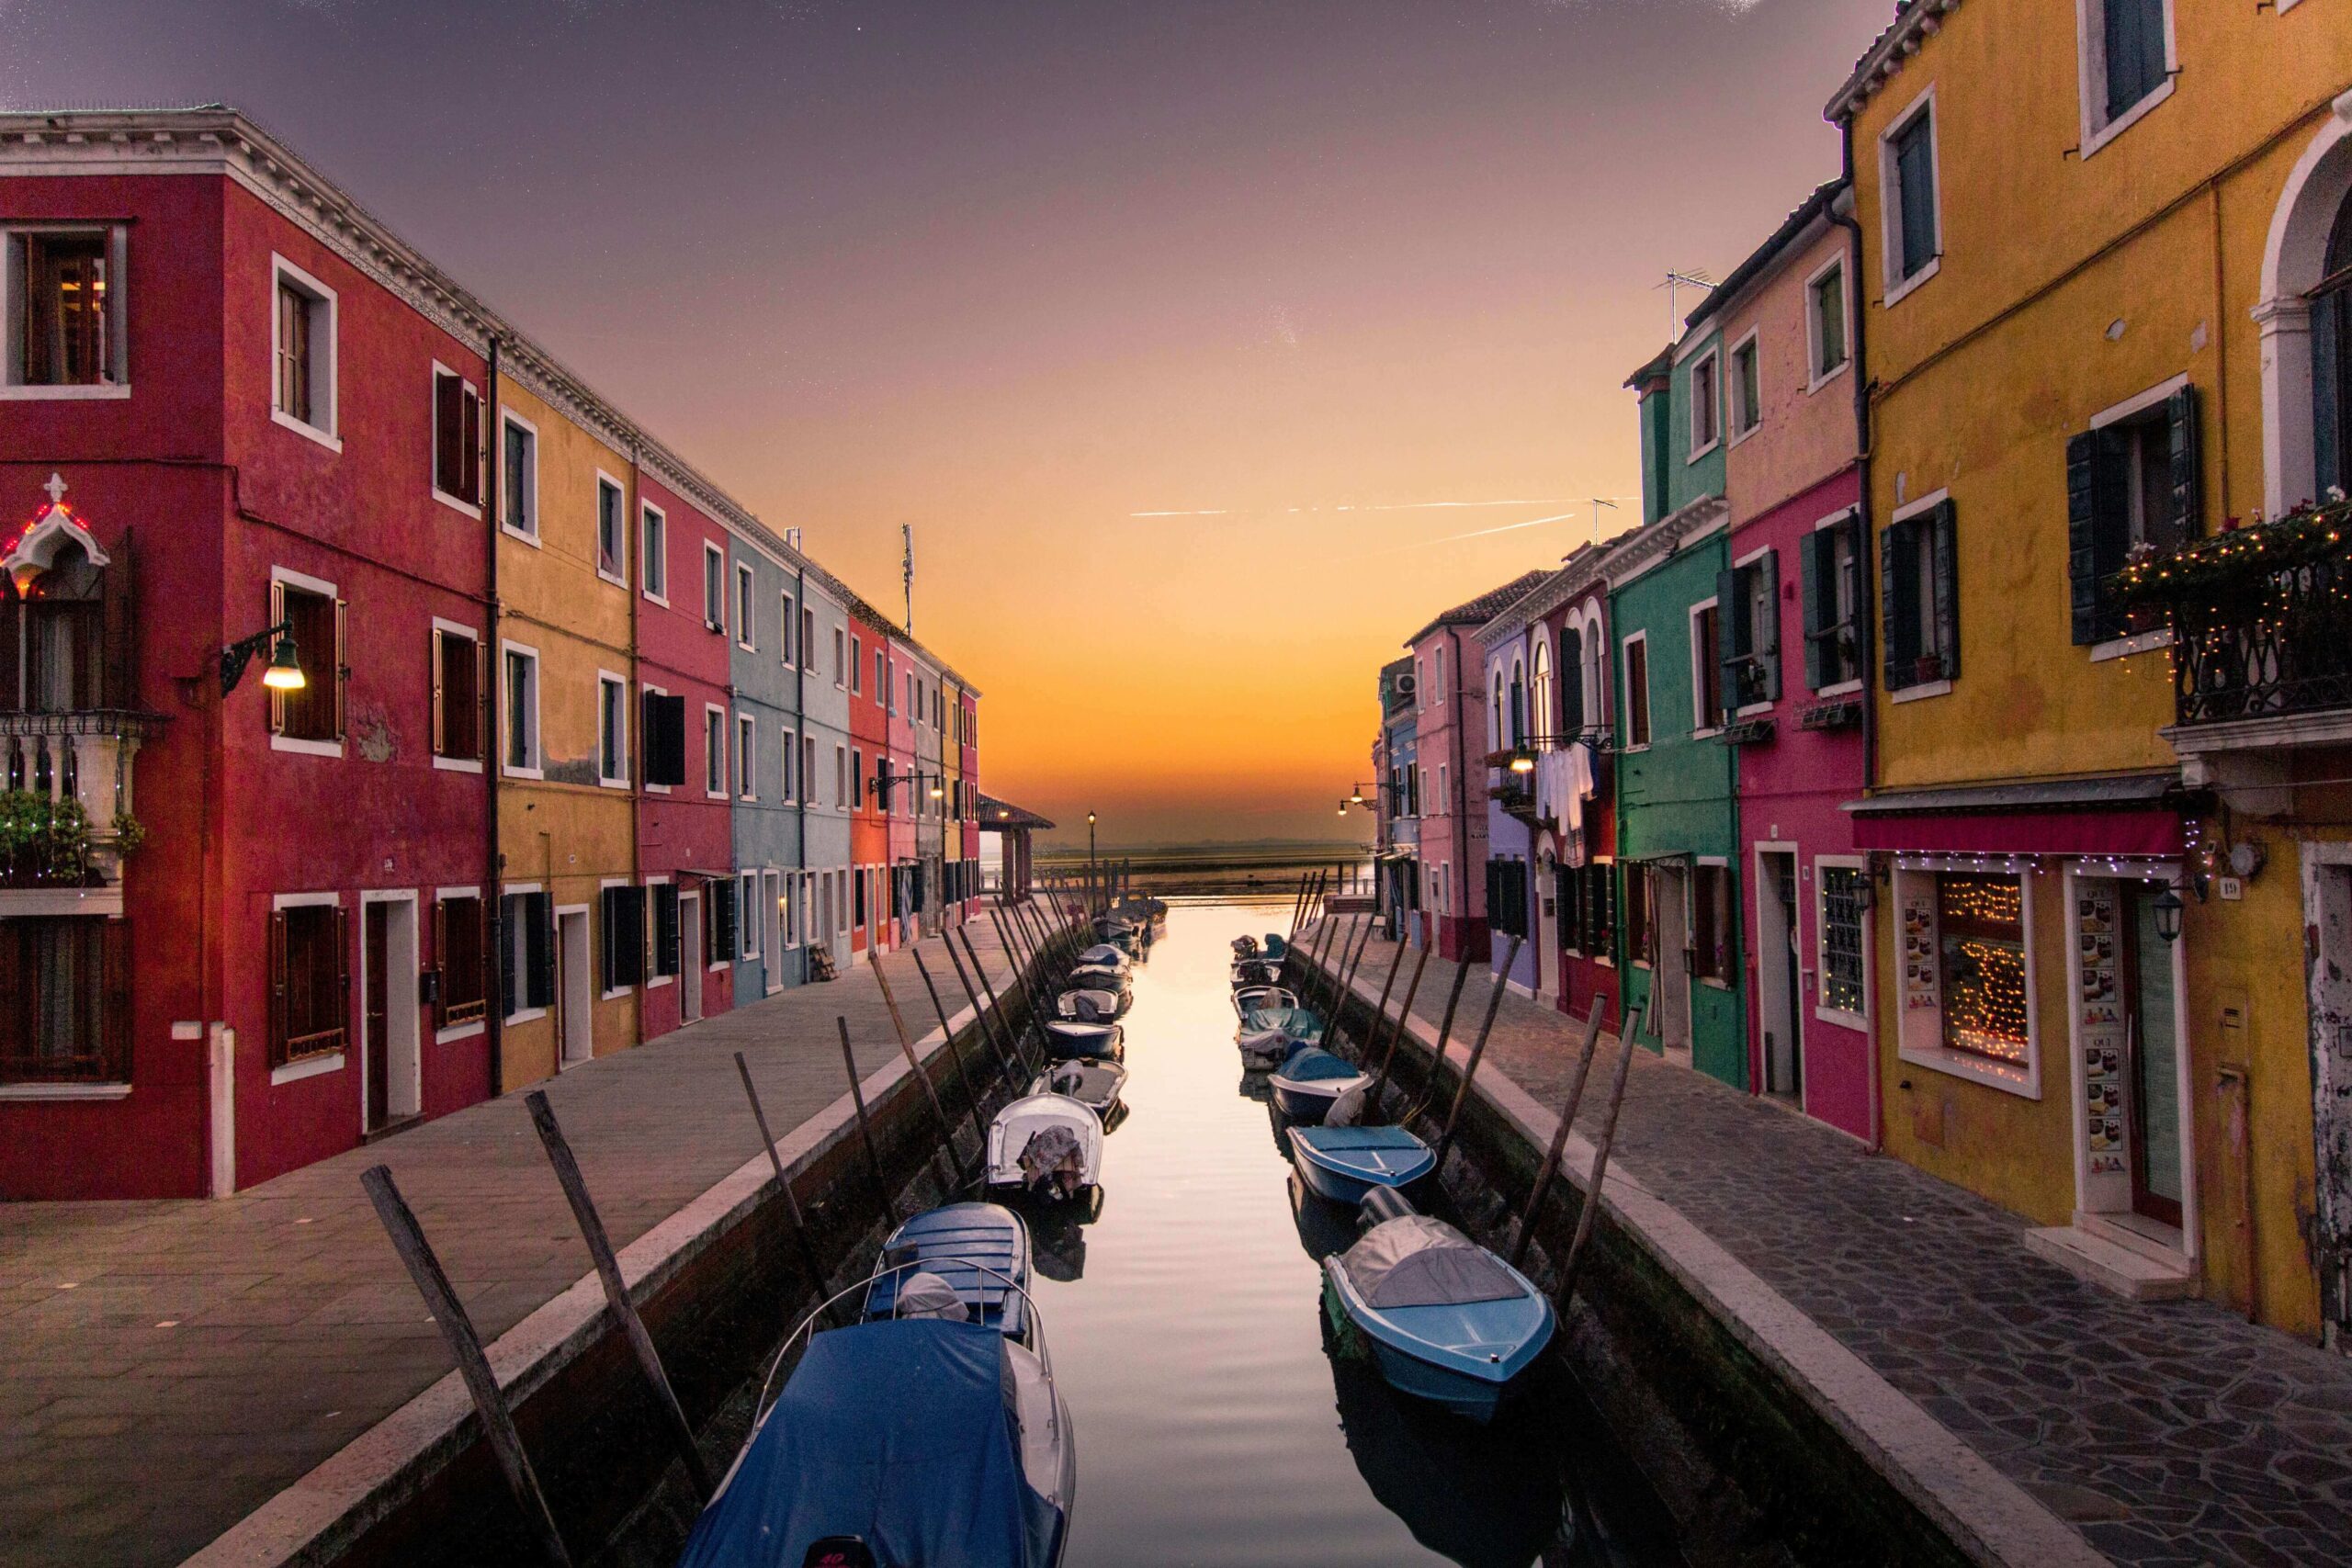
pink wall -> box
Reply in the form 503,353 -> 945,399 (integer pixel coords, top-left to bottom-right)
1406,624 -> 1489,964
1722,224 -> 1857,524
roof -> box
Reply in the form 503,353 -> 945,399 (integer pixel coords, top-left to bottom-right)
978,794 -> 1055,831
1681,179 -> 1849,334
1401,570 -> 1552,649
1826,0 -> 1960,124
1843,771 -> 2182,818
1623,343 -> 1677,393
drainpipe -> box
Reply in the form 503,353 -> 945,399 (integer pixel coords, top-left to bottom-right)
627,439 -> 644,1016
483,334 -> 504,1095
1449,625 -> 1472,964
1830,123 -> 1881,1152
794,553 -> 808,978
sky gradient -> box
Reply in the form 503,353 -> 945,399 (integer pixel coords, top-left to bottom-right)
6,0 -> 1895,847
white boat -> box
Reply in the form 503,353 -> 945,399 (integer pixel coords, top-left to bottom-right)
1076,943 -> 1133,973
987,1092 -> 1106,1201
1031,1059 -> 1127,1119
1043,1019 -> 1125,1060
1232,984 -> 1299,1021
1067,964 -> 1130,989
1057,987 -> 1130,1021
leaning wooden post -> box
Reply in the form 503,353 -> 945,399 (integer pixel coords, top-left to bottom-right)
985,907 -> 1046,1066
909,947 -> 983,1122
964,923 -> 1037,1075
1278,871 -> 1325,988
1333,916 -> 1378,1039
1351,931 -> 1410,1066
870,958 -> 970,1191
361,1165 -> 574,1568
1556,1000 -> 1647,1306
1416,950 -> 1476,1105
524,1092 -> 717,1503
836,1018 -> 899,1228
1367,943 -> 1430,1109
943,931 -> 1021,1087
1285,872 -> 1309,937
734,1052 -> 843,1326
1508,1003 -> 1609,1269
1428,935 -> 1524,1173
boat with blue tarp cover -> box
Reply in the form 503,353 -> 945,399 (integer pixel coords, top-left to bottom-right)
678,1314 -> 1074,1567
862,1203 -> 1033,1342
1286,1124 -> 1436,1205
1267,1045 -> 1371,1123
1238,1006 -> 1322,1069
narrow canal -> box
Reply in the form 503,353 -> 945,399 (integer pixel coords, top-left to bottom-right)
1035,900 -> 1685,1568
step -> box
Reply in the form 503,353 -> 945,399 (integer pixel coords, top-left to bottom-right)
2074,1209 -> 2190,1268
2022,1224 -> 2198,1302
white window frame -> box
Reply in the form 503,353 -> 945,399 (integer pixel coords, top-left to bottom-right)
1812,508 -> 1867,698
269,254 -> 339,450
1690,596 -> 1726,734
598,877 -> 638,1001
2084,372 -> 2194,663
1726,328 -> 1763,446
501,883 -> 548,1025
703,542 -> 727,633
268,565 -> 344,760
498,410 -> 539,546
781,726 -> 797,803
500,638 -> 543,780
1621,631 -> 1652,751
1686,345 -> 1723,461
1814,854 -> 1872,1032
736,562 -> 757,653
2075,0 -> 2177,161
1878,86 -> 1944,308
642,874 -> 674,988
2,221 -> 131,399
268,890 -> 347,1084
705,704 -> 728,799
640,502 -> 668,605
596,670 -> 629,788
780,592 -> 797,669
851,635 -> 865,694
738,713 -> 757,800
427,359 -> 482,520
834,626 -> 848,688
1892,859 -> 2043,1099
594,469 -> 628,588
740,871 -> 761,961
430,615 -> 484,775
1804,253 -> 1853,393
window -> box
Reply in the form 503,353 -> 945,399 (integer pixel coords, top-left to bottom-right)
601,884 -> 645,994
1931,873 -> 2030,1064
1486,859 -> 1530,940
1689,349 -> 1721,457
1585,862 -> 1617,964
781,728 -> 797,801
851,634 -> 864,694
2319,193 -> 2352,501
1882,498 -> 1959,691
708,878 -> 738,967
1800,513 -> 1864,690
270,900 -> 346,1066
1883,95 -> 1941,293
1716,555 -> 1781,715
853,749 -> 865,810
1691,864 -> 1734,986
5,543 -> 107,714
650,883 -> 681,979
2084,0 -> 2170,140
502,415 -> 537,538
805,607 -> 820,673
598,674 -> 628,786
432,367 -> 481,509
737,563 -> 756,651
271,257 -> 336,441
740,873 -> 760,959
500,889 -> 554,1019
641,504 -> 667,602
1818,863 -> 1868,1021
596,476 -> 626,583
1807,258 -> 1849,385
1690,603 -> 1722,732
738,715 -> 757,798
435,896 -> 487,1032
7,227 -> 125,390
1437,763 -> 1449,817
704,545 -> 726,632
642,687 -> 685,788
876,647 -> 887,703
804,737 -> 819,807
0,917 -> 130,1084
1728,333 -> 1761,440
707,707 -> 726,796
781,592 -> 797,666
432,622 -> 482,765
1490,670 -> 1506,750
503,643 -> 541,774
836,744 -> 847,807
2068,383 -> 2199,646
270,575 -> 345,748
1623,863 -> 1654,966
1559,626 -> 1586,732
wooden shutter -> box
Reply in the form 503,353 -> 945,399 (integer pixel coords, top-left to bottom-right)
430,628 -> 446,757
498,894 -> 518,1018
2067,432 -> 2133,646
333,904 -> 351,1052
1715,568 -> 1743,721
1800,529 -> 1826,691
1880,524 -> 1914,687
267,581 -> 288,733
333,597 -> 348,740
101,919 -> 131,1082
474,638 -> 490,761
461,386 -> 482,506
529,895 -> 555,1010
600,888 -> 617,992
2318,290 -> 2346,497
268,908 -> 289,1065
1758,548 -> 1782,700
626,889 -> 646,987
2166,385 -> 2202,540
0,581 -> 18,715
99,527 -> 135,709
1930,502 -> 1961,682
432,898 -> 450,1031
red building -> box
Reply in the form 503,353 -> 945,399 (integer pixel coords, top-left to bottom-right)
0,124 -> 494,1197
885,633 -> 920,946
959,687 -> 981,911
847,603 -> 891,957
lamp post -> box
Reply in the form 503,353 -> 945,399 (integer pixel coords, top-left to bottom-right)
1086,812 -> 1098,909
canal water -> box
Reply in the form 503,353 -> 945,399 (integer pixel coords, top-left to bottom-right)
1033,900 -> 1685,1568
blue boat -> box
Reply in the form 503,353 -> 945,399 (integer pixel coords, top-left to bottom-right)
1321,1193 -> 1555,1424
1267,1045 -> 1371,1124
1286,1124 -> 1436,1205
1043,1019 -> 1125,1061
863,1202 -> 1033,1341
1238,1005 -> 1321,1068
679,1317 -> 1075,1567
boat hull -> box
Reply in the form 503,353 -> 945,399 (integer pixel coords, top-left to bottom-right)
1286,1128 -> 1435,1206
1320,1262 -> 1555,1425
1268,1072 -> 1367,1125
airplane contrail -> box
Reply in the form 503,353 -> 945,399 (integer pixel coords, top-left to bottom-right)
1127,497 -> 1611,520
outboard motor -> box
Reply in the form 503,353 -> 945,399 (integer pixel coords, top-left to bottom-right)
1359,1184 -> 1419,1231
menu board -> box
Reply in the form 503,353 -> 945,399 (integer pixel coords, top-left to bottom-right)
2077,885 -> 2128,1178
1900,885 -> 1940,1018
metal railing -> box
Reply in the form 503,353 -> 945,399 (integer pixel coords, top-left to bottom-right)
2170,550 -> 2352,727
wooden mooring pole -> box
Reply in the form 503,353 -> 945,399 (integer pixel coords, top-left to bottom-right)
524,1091 -> 717,1502
908,946 -> 984,1122
869,958 -> 970,1191
360,1165 -> 574,1568
1428,935 -> 1523,1174
836,1017 -> 900,1228
944,930 -> 1023,1085
733,1052 -> 843,1326
1366,942 -> 1430,1110
963,923 -> 1038,1075
1556,1000 -> 1646,1305
1508,1004 -> 1609,1269
1352,931 -> 1409,1062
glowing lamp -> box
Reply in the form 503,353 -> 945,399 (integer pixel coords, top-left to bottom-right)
261,640 -> 307,692
1510,753 -> 1535,774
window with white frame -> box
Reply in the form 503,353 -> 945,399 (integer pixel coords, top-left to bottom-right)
835,627 -> 847,687
738,715 -> 757,798
803,736 -> 818,808
1800,512 -> 1864,691
641,503 -> 667,602
432,366 -> 481,510
851,634 -> 864,694
704,544 -> 726,631
432,620 -> 483,765
2069,380 -> 2199,647
2079,0 -> 2171,149
782,728 -> 797,801
706,706 -> 726,797
1722,553 -> 1781,713
271,255 -> 336,442
1894,865 -> 2037,1093
1817,861 -> 1869,1021
1688,348 -> 1721,457
781,592 -> 797,666
598,673 -> 628,785
1881,93 -> 1941,296
836,743 -> 847,807
6,224 -> 128,392
1728,333 -> 1761,440
501,413 -> 537,538
740,872 -> 760,961
1806,256 -> 1849,386
503,642 -> 540,775
736,563 -> 756,651
1623,634 -> 1651,749
1690,601 -> 1723,732
595,475 -> 626,583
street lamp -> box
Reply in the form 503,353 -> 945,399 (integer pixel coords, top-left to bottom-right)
1509,752 -> 1535,774
220,621 -> 307,697
2153,886 -> 2185,943
1087,811 -> 1099,911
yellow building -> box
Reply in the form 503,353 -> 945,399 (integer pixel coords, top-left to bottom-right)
1832,0 -> 2352,1338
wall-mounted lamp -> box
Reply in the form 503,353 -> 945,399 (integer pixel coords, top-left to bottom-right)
2153,886 -> 2185,943
1509,752 -> 1535,774
220,620 -> 306,697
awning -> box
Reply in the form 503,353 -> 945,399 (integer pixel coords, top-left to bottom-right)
1843,772 -> 2184,857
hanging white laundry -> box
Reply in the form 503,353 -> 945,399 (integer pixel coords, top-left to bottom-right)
1563,741 -> 1596,842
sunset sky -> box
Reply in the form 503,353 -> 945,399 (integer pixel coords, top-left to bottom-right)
8,0 -> 1894,847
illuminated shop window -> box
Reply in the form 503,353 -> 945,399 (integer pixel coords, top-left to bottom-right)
1935,873 -> 2029,1064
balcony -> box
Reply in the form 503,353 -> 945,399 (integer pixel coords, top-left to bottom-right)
1,710 -> 164,894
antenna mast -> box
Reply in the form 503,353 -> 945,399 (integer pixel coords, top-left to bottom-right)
901,523 -> 914,636
1656,269 -> 1716,337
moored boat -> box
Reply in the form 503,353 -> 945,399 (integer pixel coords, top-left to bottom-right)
1238,1005 -> 1322,1069
1075,943 -> 1133,973
1042,1019 -> 1125,1061
1267,1046 -> 1372,1123
1231,984 -> 1299,1021
987,1092 -> 1106,1201
863,1202 -> 1034,1342
1286,1124 -> 1436,1205
1031,1059 -> 1127,1119
1057,987 -> 1130,1021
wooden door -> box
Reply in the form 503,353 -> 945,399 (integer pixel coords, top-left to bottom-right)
364,903 -> 390,1133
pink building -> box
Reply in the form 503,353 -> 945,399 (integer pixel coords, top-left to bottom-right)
1685,179 -> 1874,1142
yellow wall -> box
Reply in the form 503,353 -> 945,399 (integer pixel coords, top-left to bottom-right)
495,379 -> 641,1090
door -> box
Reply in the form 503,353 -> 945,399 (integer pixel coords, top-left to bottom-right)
558,908 -> 593,1066
2121,886 -> 2184,1228
764,870 -> 784,992
1655,866 -> 1690,1055
1536,852 -> 1561,1002
364,903 -> 390,1133
2312,859 -> 2352,1345
681,895 -> 704,1022
1756,852 -> 1803,1099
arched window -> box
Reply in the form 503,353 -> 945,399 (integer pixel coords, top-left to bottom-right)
1491,670 -> 1505,750
1560,626 -> 1585,731
1531,638 -> 1554,745
2317,188 -> 2352,497
1580,608 -> 1608,728
1509,657 -> 1526,749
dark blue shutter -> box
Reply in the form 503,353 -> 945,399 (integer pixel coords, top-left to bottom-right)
1758,548 -> 1782,700
1561,627 -> 1585,730
2105,0 -> 2167,121
1800,529 -> 1826,691
527,894 -> 554,1010
1895,114 -> 1938,278
1716,568 -> 1742,721
1881,524 -> 1913,687
2166,385 -> 2201,542
2317,289 -> 2344,498
499,894 -> 518,1016
2066,433 -> 2101,645
1930,502 -> 1961,682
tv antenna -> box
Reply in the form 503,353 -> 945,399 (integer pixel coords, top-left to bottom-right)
901,523 -> 914,636
1655,269 -> 1715,336
1589,497 -> 1620,550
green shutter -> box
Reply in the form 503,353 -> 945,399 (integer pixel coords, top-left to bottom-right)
1715,568 -> 1742,721
1931,502 -> 1961,682
1800,529 -> 1826,691
1882,523 -> 1917,687
1758,548 -> 1782,700
2167,385 -> 2201,541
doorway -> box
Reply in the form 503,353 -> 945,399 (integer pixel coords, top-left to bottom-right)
1653,864 -> 1690,1061
1754,850 -> 1803,1101
361,896 -> 419,1135
2310,854 -> 2352,1345
557,906 -> 594,1066
2119,886 -> 2184,1228
764,869 -> 785,993
1535,848 -> 1561,1004
681,892 -> 704,1022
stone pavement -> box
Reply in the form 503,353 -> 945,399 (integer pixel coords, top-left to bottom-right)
1314,928 -> 2352,1568
0,917 -> 1034,1568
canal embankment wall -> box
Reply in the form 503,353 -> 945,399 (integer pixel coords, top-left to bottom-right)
1294,938 -> 2106,1568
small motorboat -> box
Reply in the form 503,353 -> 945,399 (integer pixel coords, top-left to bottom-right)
1269,1045 -> 1373,1124
679,1311 -> 1073,1567
1232,934 -> 1261,959
1238,1005 -> 1322,1069
1231,960 -> 1283,988
1322,1187 -> 1555,1423
1287,1124 -> 1436,1206
863,1202 -> 1034,1342
988,1092 -> 1105,1201
1031,1059 -> 1127,1119
1231,984 -> 1299,1021
1067,963 -> 1130,990
1043,1019 -> 1125,1061
1057,987 -> 1130,1021
1075,943 -> 1133,973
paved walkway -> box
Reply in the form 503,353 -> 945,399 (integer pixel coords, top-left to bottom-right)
0,917 -> 1034,1568
1311,928 -> 2352,1568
